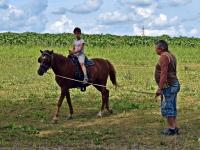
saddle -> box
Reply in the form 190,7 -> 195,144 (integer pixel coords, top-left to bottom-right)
69,54 -> 94,67
68,55 -> 95,91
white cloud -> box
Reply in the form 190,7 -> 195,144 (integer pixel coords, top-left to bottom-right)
25,15 -> 47,32
153,14 -> 167,26
26,0 -> 48,15
84,24 -> 106,34
133,23 -> 197,37
124,0 -> 158,19
168,0 -> 192,6
8,5 -> 25,20
190,28 -> 198,35
0,0 -> 199,37
146,13 -> 180,30
0,0 -> 8,9
97,0 -> 193,37
120,0 -> 155,7
178,25 -> 187,35
52,7 -> 66,15
170,16 -> 179,24
67,0 -> 103,14
133,24 -> 177,36
98,11 -> 130,24
45,16 -> 75,33
97,9 -> 146,25
0,5 -> 25,31
132,24 -> 143,35
0,0 -> 48,32
135,7 -> 154,18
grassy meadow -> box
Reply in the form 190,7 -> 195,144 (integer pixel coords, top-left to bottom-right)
0,43 -> 200,149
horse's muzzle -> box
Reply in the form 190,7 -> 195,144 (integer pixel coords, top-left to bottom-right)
37,67 -> 46,76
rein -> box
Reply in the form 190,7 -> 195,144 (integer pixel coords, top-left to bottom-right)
55,74 -> 155,95
46,53 -> 155,94
55,74 -> 107,88
50,53 -> 107,88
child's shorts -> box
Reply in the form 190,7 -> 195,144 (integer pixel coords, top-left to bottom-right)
161,80 -> 180,118
76,52 -> 85,64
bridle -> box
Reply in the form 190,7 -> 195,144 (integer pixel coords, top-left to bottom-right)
40,52 -> 54,71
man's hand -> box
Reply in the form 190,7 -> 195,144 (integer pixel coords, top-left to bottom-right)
155,88 -> 162,97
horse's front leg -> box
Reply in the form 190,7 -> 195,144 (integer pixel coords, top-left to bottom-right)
52,88 -> 66,123
66,90 -> 73,120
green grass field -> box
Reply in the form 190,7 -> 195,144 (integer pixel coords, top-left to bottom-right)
0,44 -> 200,149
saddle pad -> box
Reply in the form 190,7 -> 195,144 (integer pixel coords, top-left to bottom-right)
68,55 -> 95,67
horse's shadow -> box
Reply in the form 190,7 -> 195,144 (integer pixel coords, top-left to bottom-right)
52,107 -> 115,124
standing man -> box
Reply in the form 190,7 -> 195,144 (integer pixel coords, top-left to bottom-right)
155,40 -> 180,135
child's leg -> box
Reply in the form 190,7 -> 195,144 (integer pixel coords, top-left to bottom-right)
78,54 -> 88,81
80,63 -> 88,79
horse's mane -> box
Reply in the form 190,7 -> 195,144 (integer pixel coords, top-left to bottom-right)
53,53 -> 69,64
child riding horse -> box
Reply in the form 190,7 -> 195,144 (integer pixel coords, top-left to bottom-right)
37,50 -> 117,123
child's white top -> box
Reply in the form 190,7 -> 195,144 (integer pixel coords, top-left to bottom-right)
74,39 -> 85,54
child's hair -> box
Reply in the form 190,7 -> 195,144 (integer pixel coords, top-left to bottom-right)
73,27 -> 81,34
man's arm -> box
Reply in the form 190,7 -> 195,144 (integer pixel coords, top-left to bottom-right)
155,54 -> 169,97
159,55 -> 170,89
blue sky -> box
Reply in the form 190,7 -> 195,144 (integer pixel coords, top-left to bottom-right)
0,0 -> 199,37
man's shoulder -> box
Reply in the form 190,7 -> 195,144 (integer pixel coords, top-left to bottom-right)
159,53 -> 170,64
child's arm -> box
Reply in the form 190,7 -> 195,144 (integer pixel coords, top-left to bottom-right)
70,39 -> 85,54
69,43 -> 75,54
70,43 -> 84,54
75,43 -> 84,53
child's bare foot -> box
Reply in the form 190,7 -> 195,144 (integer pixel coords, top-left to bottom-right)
83,78 -> 88,84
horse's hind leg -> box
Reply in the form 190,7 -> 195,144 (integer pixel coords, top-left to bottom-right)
101,88 -> 113,114
94,86 -> 111,117
52,88 -> 66,123
105,89 -> 113,114
66,90 -> 73,120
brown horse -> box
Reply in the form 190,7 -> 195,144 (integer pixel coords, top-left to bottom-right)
37,50 -> 117,123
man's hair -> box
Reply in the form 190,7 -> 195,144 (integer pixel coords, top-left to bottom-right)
155,40 -> 168,51
73,27 -> 81,34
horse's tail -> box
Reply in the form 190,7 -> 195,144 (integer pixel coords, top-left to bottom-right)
107,60 -> 117,86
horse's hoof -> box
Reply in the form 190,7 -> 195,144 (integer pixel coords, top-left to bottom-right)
109,109 -> 113,114
52,117 -> 58,124
52,120 -> 58,124
97,111 -> 103,118
67,116 -> 73,120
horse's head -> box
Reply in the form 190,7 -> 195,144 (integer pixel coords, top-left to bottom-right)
37,50 -> 53,76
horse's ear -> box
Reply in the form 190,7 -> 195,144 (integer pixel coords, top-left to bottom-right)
40,50 -> 43,53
